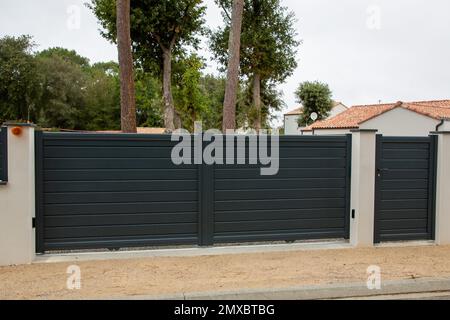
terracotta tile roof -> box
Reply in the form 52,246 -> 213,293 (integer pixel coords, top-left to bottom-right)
303,100 -> 450,131
284,101 -> 345,116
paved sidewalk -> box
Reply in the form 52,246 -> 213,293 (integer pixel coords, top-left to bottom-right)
122,277 -> 450,300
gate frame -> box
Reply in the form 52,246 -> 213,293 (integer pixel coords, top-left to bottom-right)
373,134 -> 438,244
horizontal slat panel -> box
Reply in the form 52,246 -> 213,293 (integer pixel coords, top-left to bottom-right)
45,190 -> 197,204
382,148 -> 429,159
44,201 -> 198,215
44,235 -> 198,250
381,159 -> 429,169
44,169 -> 198,181
379,218 -> 428,230
215,208 -> 345,222
378,209 -> 428,220
44,146 -> 176,158
45,223 -> 198,239
216,178 -> 346,190
382,169 -> 428,180
45,212 -> 198,227
214,168 -> 346,179
215,188 -> 345,201
380,199 -> 428,210
214,229 -> 345,243
215,218 -> 345,233
381,189 -> 428,200
44,180 -> 197,192
381,179 -> 428,190
379,232 -> 431,242
215,198 -> 345,211
44,158 -> 196,169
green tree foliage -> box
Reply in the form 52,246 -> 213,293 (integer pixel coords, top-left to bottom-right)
38,47 -> 90,69
89,0 -> 206,130
35,50 -> 89,129
0,35 -> 42,123
173,54 -> 208,132
295,81 -> 333,126
83,62 -> 121,130
134,70 -> 164,128
211,0 -> 299,130
238,80 -> 285,129
0,34 -> 166,131
200,74 -> 226,130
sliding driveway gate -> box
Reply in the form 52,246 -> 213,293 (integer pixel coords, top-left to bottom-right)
35,132 -> 352,252
374,135 -> 437,243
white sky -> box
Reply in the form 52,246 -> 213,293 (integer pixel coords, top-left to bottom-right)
1,0 -> 450,127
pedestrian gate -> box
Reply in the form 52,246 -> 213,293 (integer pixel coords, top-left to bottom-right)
374,136 -> 437,243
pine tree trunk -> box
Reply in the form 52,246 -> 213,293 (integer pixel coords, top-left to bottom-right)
222,0 -> 244,132
162,49 -> 176,132
253,73 -> 261,132
116,0 -> 137,133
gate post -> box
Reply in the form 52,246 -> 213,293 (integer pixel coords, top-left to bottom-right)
433,131 -> 450,244
349,129 -> 377,247
0,123 -> 36,266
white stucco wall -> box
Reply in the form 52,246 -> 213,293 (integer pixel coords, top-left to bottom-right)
284,115 -> 302,135
0,125 -> 36,266
312,128 -> 351,135
328,104 -> 348,118
360,107 -> 440,136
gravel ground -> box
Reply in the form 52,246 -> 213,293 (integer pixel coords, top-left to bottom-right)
1,245 -> 450,300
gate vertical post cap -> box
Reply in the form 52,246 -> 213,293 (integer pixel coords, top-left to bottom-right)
2,122 -> 37,128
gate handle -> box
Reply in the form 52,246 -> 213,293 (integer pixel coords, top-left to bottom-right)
376,168 -> 389,177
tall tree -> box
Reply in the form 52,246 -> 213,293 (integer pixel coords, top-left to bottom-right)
221,0 -> 244,132
116,0 -> 137,132
211,0 -> 299,131
0,35 -> 41,123
295,81 -> 333,127
89,0 -> 206,132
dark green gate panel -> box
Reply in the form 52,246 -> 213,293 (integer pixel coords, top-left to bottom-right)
0,127 -> 7,183
36,133 -> 199,252
212,135 -> 352,243
374,136 -> 437,243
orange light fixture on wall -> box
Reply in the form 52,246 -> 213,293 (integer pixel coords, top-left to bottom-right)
11,127 -> 23,136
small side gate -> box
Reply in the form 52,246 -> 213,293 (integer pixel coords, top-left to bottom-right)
374,135 -> 437,243
35,132 -> 352,252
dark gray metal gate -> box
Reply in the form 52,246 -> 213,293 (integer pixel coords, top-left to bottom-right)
0,127 -> 7,183
35,132 -> 352,252
211,135 -> 352,244
374,136 -> 437,243
35,132 -> 200,252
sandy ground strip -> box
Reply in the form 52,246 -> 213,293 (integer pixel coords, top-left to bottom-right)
1,245 -> 450,299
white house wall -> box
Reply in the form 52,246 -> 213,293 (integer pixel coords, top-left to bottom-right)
360,107 -> 440,136
312,129 -> 351,135
284,115 -> 302,135
328,104 -> 348,118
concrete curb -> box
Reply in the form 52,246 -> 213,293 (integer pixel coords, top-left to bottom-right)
117,277 -> 450,300
34,240 -> 352,264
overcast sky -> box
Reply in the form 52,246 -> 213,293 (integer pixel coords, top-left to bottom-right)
1,0 -> 450,126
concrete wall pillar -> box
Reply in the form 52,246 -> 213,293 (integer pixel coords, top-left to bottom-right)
349,129 -> 377,247
433,131 -> 450,245
0,123 -> 36,266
